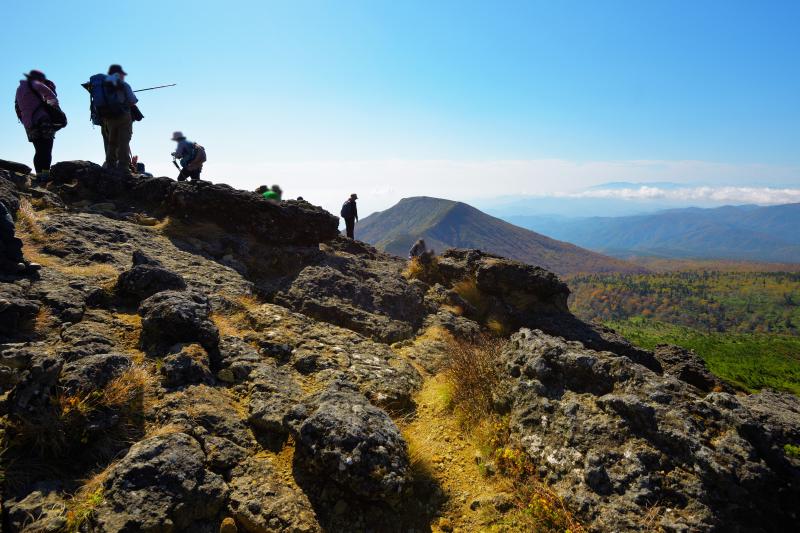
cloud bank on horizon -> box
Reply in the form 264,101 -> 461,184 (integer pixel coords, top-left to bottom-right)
559,185 -> 800,206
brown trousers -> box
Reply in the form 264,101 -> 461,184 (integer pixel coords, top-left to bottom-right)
103,112 -> 132,168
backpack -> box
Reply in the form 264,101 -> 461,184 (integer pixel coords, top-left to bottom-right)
87,74 -> 125,124
27,80 -> 67,131
192,143 -> 207,164
340,200 -> 354,219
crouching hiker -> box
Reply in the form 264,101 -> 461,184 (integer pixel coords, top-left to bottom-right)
256,185 -> 282,201
171,132 -> 207,182
14,70 -> 67,182
0,201 -> 40,274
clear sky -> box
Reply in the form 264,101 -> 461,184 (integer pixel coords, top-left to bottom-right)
2,0 -> 799,217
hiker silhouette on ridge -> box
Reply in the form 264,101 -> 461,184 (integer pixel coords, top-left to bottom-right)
86,65 -> 139,172
14,69 -> 66,183
340,193 -> 359,239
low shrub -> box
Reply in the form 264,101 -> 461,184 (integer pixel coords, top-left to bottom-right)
444,335 -> 504,427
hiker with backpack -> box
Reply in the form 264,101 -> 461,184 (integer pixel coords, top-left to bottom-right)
14,70 -> 67,182
409,239 -> 427,259
87,65 -> 138,171
170,132 -> 207,182
340,193 -> 359,239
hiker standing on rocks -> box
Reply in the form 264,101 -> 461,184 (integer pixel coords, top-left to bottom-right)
171,132 -> 206,182
89,65 -> 137,171
0,201 -> 39,274
340,193 -> 359,239
14,70 -> 66,182
409,239 -> 427,259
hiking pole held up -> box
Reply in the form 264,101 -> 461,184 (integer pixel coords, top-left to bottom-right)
133,84 -> 176,93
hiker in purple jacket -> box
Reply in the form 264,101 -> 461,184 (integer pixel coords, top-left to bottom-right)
14,70 -> 61,181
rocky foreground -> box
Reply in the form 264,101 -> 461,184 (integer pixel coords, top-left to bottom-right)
1,161 -> 798,532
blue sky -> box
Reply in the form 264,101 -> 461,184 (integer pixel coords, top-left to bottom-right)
2,0 -> 799,216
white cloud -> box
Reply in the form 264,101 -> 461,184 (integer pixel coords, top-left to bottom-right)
562,185 -> 800,205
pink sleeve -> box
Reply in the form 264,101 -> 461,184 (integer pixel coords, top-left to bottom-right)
33,80 -> 59,106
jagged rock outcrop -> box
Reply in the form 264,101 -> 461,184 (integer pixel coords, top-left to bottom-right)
49,161 -> 340,245
498,328 -> 800,532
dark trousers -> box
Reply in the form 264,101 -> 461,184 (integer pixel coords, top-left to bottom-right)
179,168 -> 201,182
103,113 -> 133,168
32,137 -> 53,173
344,217 -> 355,239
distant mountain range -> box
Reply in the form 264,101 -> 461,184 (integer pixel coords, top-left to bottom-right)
505,203 -> 800,263
357,197 -> 643,276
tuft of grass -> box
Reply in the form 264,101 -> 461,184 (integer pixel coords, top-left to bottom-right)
10,364 -> 156,459
16,197 -> 47,242
444,336 -> 504,426
452,278 -> 494,323
64,464 -> 115,533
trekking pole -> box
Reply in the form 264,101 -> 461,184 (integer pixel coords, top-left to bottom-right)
133,84 -> 176,93
172,158 -> 184,181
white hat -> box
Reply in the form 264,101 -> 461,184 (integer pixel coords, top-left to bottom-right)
171,131 -> 185,141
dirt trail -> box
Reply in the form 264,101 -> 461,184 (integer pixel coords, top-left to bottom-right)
401,373 -> 512,533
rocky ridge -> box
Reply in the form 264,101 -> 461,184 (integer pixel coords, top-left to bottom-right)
0,160 -> 798,532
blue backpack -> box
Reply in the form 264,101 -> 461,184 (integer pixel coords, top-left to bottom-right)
87,74 -> 125,125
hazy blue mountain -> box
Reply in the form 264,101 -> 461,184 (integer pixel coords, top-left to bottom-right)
357,197 -> 644,276
505,203 -> 800,263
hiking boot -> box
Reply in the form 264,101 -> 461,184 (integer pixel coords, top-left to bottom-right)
25,262 -> 42,272
14,262 -> 27,273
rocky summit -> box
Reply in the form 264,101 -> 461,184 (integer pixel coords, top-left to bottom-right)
1,161 -> 798,532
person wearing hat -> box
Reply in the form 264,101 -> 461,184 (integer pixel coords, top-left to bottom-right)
102,64 -> 138,170
340,193 -> 359,239
171,131 -> 205,182
14,69 -> 62,181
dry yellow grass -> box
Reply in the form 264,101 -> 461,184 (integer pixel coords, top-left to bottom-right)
16,197 -> 47,242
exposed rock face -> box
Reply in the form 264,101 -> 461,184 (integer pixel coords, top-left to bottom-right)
93,432 -> 228,532
49,161 -> 340,246
498,328 -> 800,532
2,158 -> 797,533
293,381 -> 410,501
139,290 -> 219,356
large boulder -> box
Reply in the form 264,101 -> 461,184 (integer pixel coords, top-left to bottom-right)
116,250 -> 187,302
138,290 -> 219,356
50,161 -> 339,246
227,457 -> 321,533
93,432 -> 228,533
292,381 -> 410,502
498,328 -> 800,532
